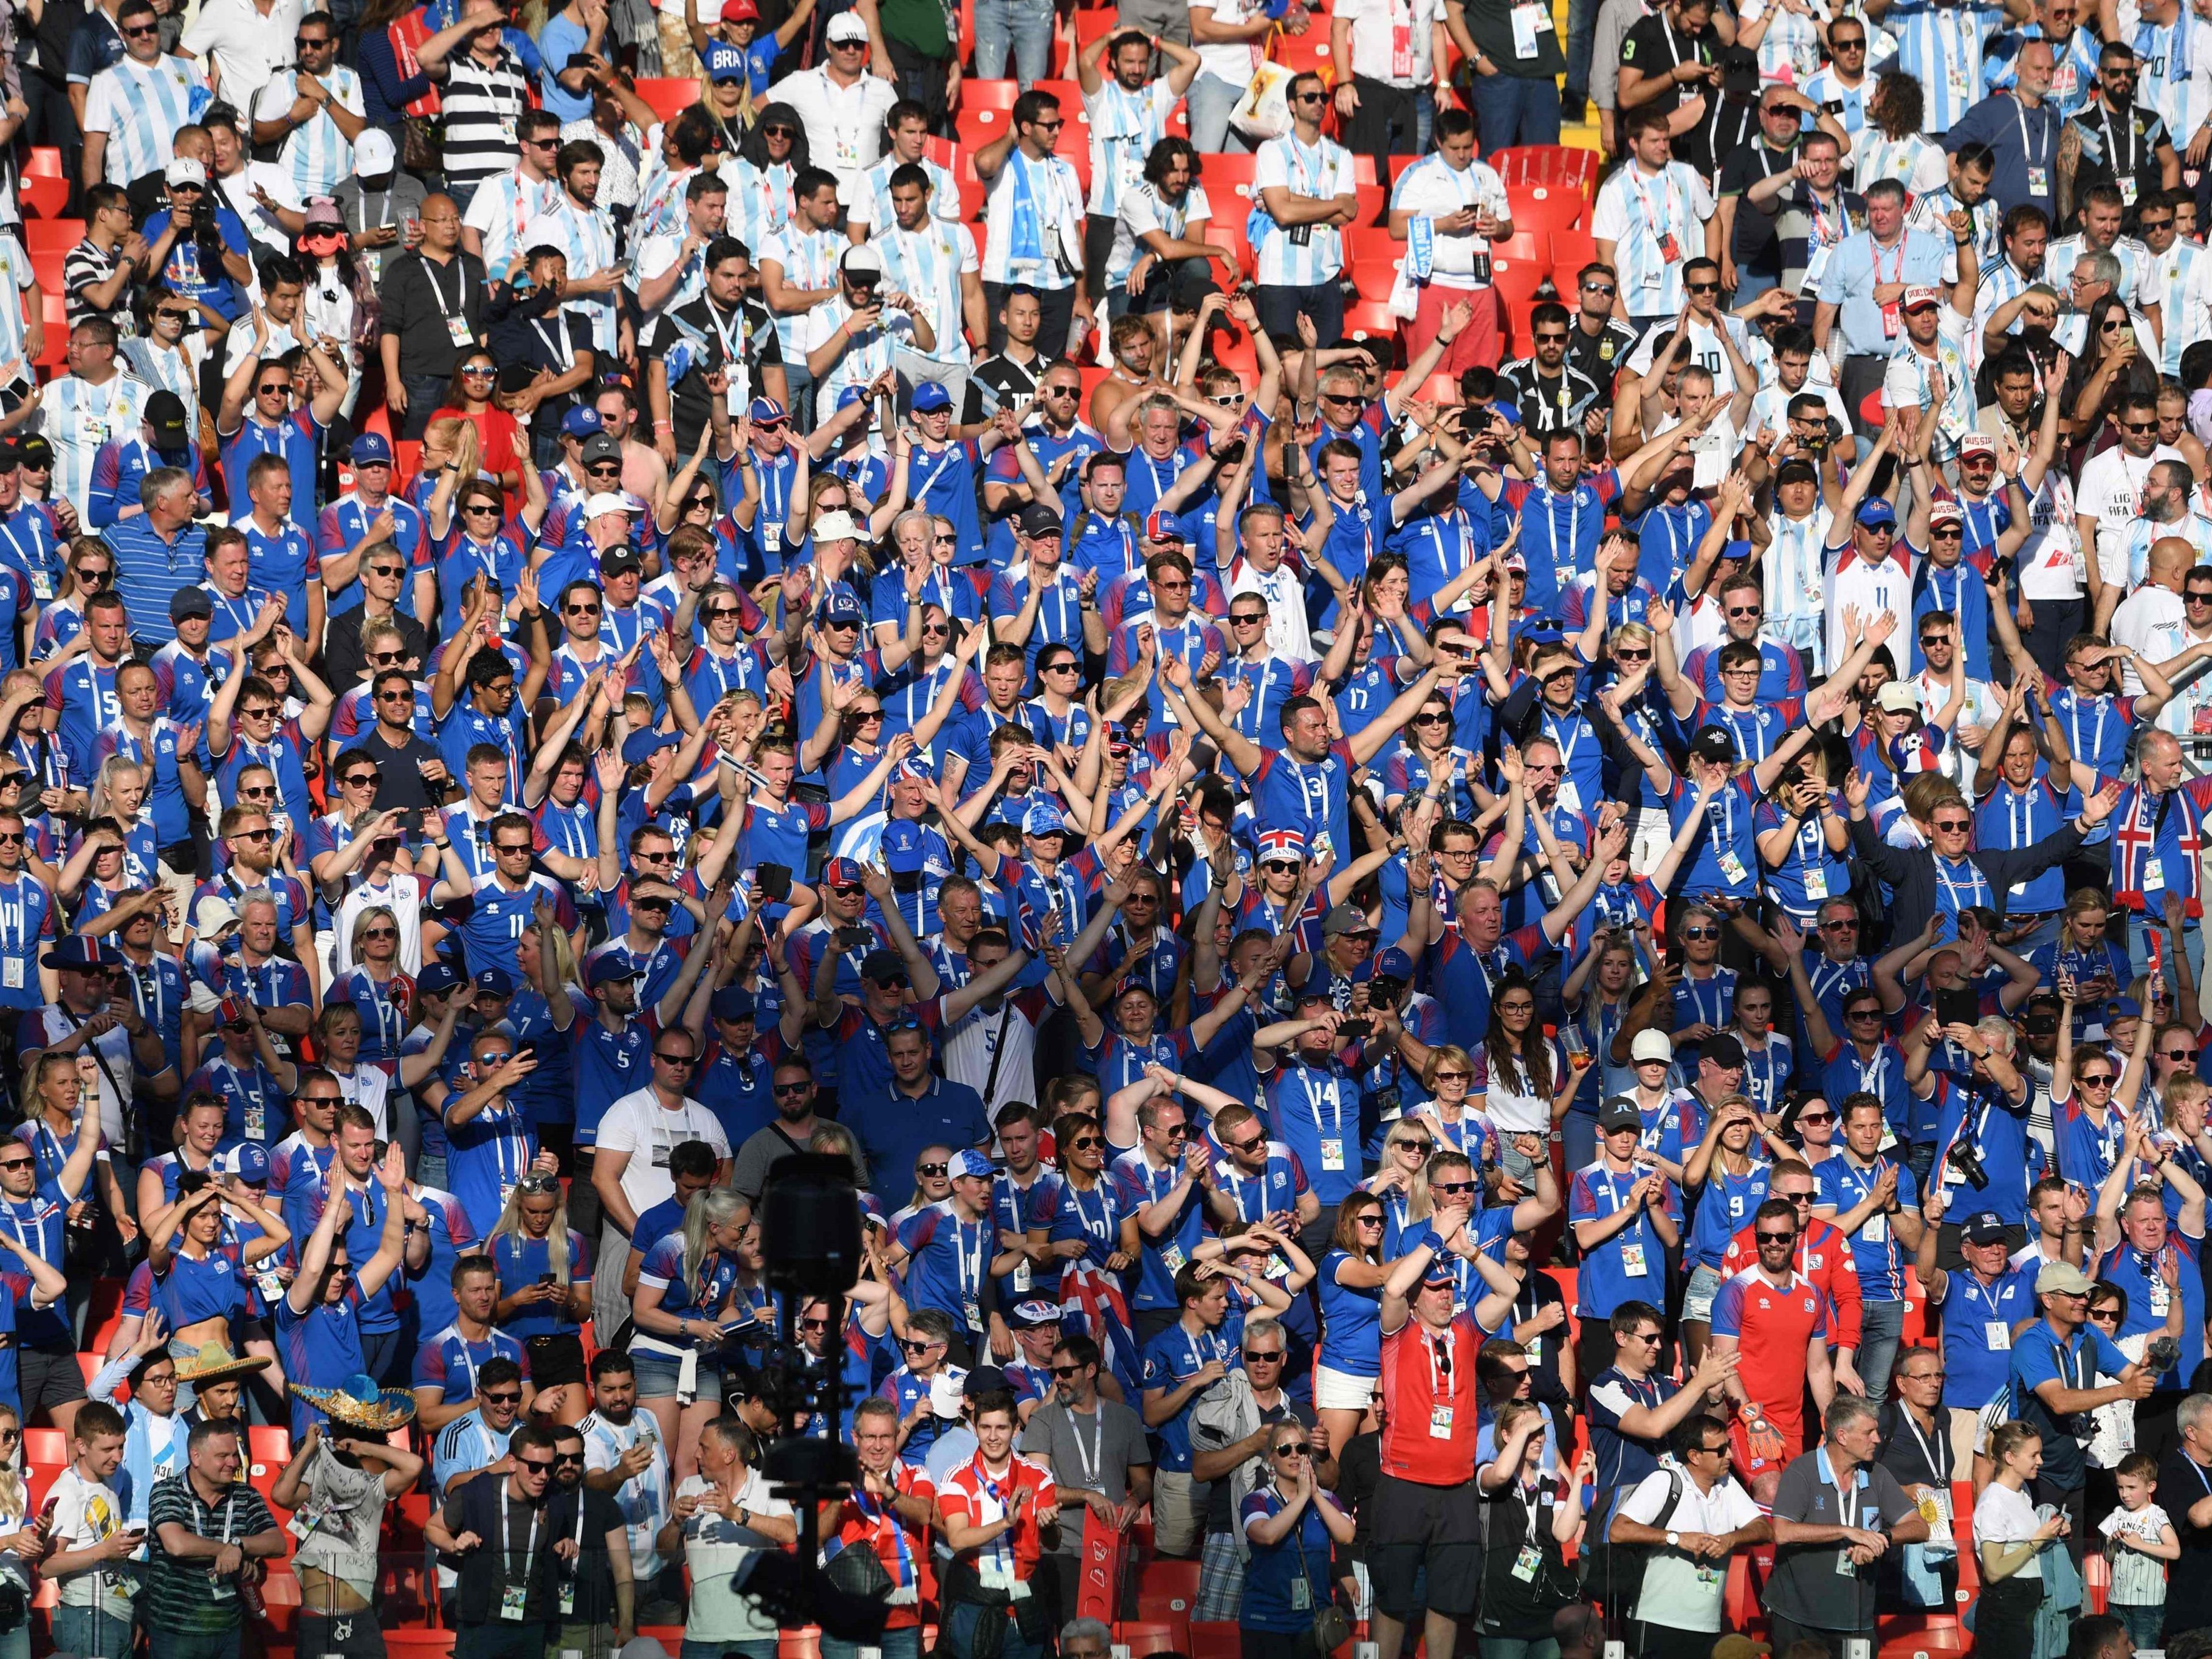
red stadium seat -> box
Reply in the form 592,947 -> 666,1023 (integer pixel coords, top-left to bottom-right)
1353,181 -> 1386,224
1490,249 -> 1548,306
1202,151 -> 1260,213
1348,258 -> 1400,302
1066,7 -> 1122,74
18,176 -> 69,221
22,1429 -> 63,1469
1342,298 -> 1401,347
1135,1558 -> 1200,1620
248,1424 -> 291,1476
964,77 -> 1022,114
1118,1621 -> 1189,1657
22,146 -> 61,178
1274,27 -> 1333,72
28,250 -> 63,298
22,219 -> 81,256
386,1633 -> 458,1659
1489,143 -> 1599,199
953,103 -> 1020,157
1351,153 -> 1377,185
1507,182 -> 1585,237
631,77 -> 699,123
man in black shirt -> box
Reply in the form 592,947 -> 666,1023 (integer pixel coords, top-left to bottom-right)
359,668 -> 452,816
543,1421 -> 636,1651
1616,0 -> 1726,176
427,1421 -> 560,1633
647,236 -> 783,457
2057,40 -> 2179,227
1499,302 -> 1605,437
376,194 -> 486,441
484,245 -> 601,469
1717,89 -> 1812,298
1563,262 -> 1639,400
964,283 -> 1048,428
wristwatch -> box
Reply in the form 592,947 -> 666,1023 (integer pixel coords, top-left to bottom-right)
1666,1531 -> 1681,1548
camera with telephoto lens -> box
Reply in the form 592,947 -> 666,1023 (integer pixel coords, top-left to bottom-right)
1945,1138 -> 1989,1190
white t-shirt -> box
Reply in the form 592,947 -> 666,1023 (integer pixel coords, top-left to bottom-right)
2112,583 -> 2188,698
331,1061 -> 393,1141
596,1090 -> 733,1217
2078,442 -> 2184,591
1189,0 -> 1266,84
1332,0 -> 1442,85
1972,1480 -> 2043,1579
49,1466 -> 134,1616
1615,1466 -> 1764,1631
673,1469 -> 794,1643
580,1408 -> 671,1582
333,872 -> 428,977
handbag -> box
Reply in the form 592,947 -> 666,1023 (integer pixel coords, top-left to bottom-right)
1292,1513 -> 1352,1654
1229,58 -> 1296,142
825,1532 -> 897,1602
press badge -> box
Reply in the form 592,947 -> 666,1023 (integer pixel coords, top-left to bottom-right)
1511,2 -> 1544,56
1012,1259 -> 1032,1293
2152,1276 -> 2172,1317
447,316 -> 475,346
1160,1244 -> 1186,1273
1321,1138 -> 1347,1171
1621,1242 -> 1650,1277
501,1583 -> 530,1622
1863,1212 -> 1887,1244
1513,1545 -> 1544,1582
1804,867 -> 1830,900
244,1102 -> 265,1140
2028,167 -> 2049,196
1429,1404 -> 1454,1438
1716,850 -> 1748,885
559,1584 -> 576,1617
2121,176 -> 2139,205
1291,1577 -> 1314,1611
1987,1321 -> 2011,1350
2147,859 -> 2166,888
1,958 -> 21,991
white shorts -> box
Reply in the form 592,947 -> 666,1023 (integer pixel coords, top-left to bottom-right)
1629,806 -> 1674,880
1313,1361 -> 1377,1412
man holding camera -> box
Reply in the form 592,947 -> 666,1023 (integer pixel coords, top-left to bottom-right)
806,246 -> 935,429
2090,1138 -> 2203,1458
2010,1258 -> 2160,1553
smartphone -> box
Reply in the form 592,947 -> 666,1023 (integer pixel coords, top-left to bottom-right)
836,926 -> 872,953
758,862 -> 792,902
537,1272 -> 557,1288
1934,987 -> 1980,1029
1336,1017 -> 1373,1040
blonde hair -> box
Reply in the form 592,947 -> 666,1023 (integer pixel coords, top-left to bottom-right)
0,1403 -> 24,1524
681,1189 -> 749,1293
85,756 -> 144,825
486,1180 -> 576,1288
1383,1121 -> 1435,1223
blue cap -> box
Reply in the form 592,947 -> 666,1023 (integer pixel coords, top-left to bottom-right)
950,1149 -> 997,1180
895,752 -> 936,783
562,407 -> 604,439
882,819 -> 928,874
1371,947 -> 1416,983
1007,1299 -> 1062,1330
2111,995 -> 2145,1020
835,384 -> 869,411
1522,619 -> 1567,645
349,432 -> 393,465
704,38 -> 747,80
749,397 -> 787,425
1023,801 -> 1066,837
228,1142 -> 270,1183
586,954 -> 641,990
473,967 -> 515,997
711,985 -> 758,1022
822,592 -> 867,626
621,729 -> 681,766
912,383 -> 952,414
1856,497 -> 1898,530
417,963 -> 464,997
1488,399 -> 1523,428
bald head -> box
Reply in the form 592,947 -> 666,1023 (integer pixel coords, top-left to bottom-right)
2151,535 -> 2198,586
419,194 -> 461,253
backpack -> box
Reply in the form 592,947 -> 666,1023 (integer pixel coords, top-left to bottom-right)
1582,1463 -> 1686,1621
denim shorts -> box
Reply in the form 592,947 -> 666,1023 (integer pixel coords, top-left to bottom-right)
631,1346 -> 723,1402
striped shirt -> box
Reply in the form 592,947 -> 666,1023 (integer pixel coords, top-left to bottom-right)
531,194 -> 620,353
1740,0 -> 1825,80
35,372 -> 146,521
1251,132 -> 1355,288
980,149 -> 1086,290
809,293 -> 919,420
1849,128 -> 1946,193
2146,238 -> 2212,374
252,65 -> 365,196
1084,77 -> 1179,218
2135,9 -> 2208,137
142,1474 -> 274,1635
1589,159 -> 1715,315
62,238 -> 131,334
0,239 -> 35,377
460,166 -> 562,277
1801,66 -> 1872,151
1108,181 -> 1210,292
878,218 -> 978,368
758,221 -> 843,354
729,158 -> 794,264
2047,232 -> 2151,303
848,152 -> 960,235
1987,21 -> 2102,117
1886,0 -> 2007,132
83,53 -> 206,187
439,49 -> 532,191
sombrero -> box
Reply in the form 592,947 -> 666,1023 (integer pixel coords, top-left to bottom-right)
175,1341 -> 271,1386
289,1372 -> 416,1431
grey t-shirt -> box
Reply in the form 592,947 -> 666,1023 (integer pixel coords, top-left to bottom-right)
731,1121 -> 868,1203
1193,1397 -> 1316,1535
290,1440 -> 390,1599
1764,1449 -> 1921,1633
1018,1400 -> 1152,1556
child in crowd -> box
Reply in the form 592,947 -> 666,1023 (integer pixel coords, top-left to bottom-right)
2103,1449 -> 2180,1649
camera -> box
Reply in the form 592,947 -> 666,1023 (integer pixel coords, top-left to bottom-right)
1945,1139 -> 1989,1191
889,868 -> 922,894
2149,1334 -> 2182,1373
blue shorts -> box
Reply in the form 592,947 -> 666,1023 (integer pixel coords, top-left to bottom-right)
630,1345 -> 724,1402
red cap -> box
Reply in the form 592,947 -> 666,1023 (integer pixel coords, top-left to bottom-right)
723,0 -> 760,18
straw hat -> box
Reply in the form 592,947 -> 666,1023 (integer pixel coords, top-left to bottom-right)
289,1372 -> 416,1432
174,1342 -> 271,1386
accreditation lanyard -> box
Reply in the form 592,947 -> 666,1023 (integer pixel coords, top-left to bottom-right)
2016,95 -> 2050,173
1299,1063 -> 1345,1139
498,1486 -> 540,1582
857,1475 -> 917,1585
1063,1406 -> 1107,1494
950,1215 -> 986,1306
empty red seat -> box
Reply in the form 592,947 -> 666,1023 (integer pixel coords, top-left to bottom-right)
631,77 -> 698,122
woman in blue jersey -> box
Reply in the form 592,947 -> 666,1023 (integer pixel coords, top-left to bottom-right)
1368,1121 -> 1442,1258
146,1172 -> 290,1360
1562,933 -> 1641,1173
484,1175 -> 594,1422
1313,1192 -> 1398,1470
1680,1097 -> 1774,1362
1028,1112 -> 1141,1394
631,1187 -> 751,1481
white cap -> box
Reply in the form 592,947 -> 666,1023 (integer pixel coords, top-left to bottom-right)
193,895 -> 239,935
1877,680 -> 1922,713
352,129 -> 396,176
826,10 -> 869,41
842,245 -> 885,278
165,157 -> 207,187
583,491 -> 633,519
929,1369 -> 967,1418
1629,1029 -> 1673,1064
811,509 -> 859,543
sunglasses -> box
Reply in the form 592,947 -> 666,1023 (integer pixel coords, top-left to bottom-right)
901,1337 -> 944,1353
1756,1231 -> 1799,1244
917,1161 -> 949,1177
773,1082 -> 811,1097
1065,1136 -> 1104,1150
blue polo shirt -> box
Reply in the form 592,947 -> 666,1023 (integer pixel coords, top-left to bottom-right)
101,515 -> 199,645
1814,228 -> 1957,356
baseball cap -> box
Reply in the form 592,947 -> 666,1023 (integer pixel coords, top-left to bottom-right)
1630,1029 -> 1674,1064
1875,681 -> 1921,714
145,391 -> 190,449
1901,284 -> 1942,311
165,157 -> 207,187
812,510 -> 860,544
1370,946 -> 1416,984
1322,904 -> 1376,939
349,431 -> 393,466
620,729 -> 680,765
820,857 -> 867,891
1701,1034 -> 1747,1071
1006,1299 -> 1062,1331
1688,725 -> 1738,764
1598,1098 -> 1643,1133
821,592 -> 867,628
417,963 -> 464,997
586,955 -> 642,990
1856,497 -> 1898,530
1962,1211 -> 2010,1245
842,245 -> 884,279
1928,496 -> 1965,526
723,0 -> 761,16
1143,509 -> 1183,544
913,382 -> 952,414
2111,995 -> 2145,1020
882,818 -> 928,874
826,9 -> 869,41
2038,1260 -> 2095,1297
748,397 -> 787,425
228,1142 -> 272,1184
562,407 -> 604,439
704,39 -> 747,80
1023,801 -> 1066,839
950,1149 -> 997,1181
1774,457 -> 1819,487
1017,501 -> 1062,538
1959,430 -> 1997,458
962,1364 -> 1011,1396
579,433 -> 623,468
859,949 -> 908,984
352,129 -> 397,177
710,986 -> 758,1022
193,895 -> 239,936
170,586 -> 213,623
473,967 -> 515,997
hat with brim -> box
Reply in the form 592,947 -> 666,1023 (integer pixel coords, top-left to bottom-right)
290,1371 -> 416,1431
176,1341 -> 272,1385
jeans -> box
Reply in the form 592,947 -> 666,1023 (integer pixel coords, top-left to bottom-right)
1858,1296 -> 1906,1403
1187,71 -> 1249,154
1564,0 -> 1599,104
148,1631 -> 243,1659
824,1627 -> 922,1659
1478,1641 -> 1561,1659
1466,73 -> 1561,154
782,360 -> 817,436
400,373 -> 450,441
1562,1110 -> 1598,1183
1733,269 -> 1779,304
944,1601 -> 1048,1659
455,1626 -> 550,1659
1415,84 -> 1436,151
1908,1143 -> 1937,1195
53,1606 -> 135,1659
417,1152 -> 447,1192
1255,280 -> 1344,347
2128,912 -> 2204,987
2112,1603 -> 2166,1650
974,0 -> 1054,86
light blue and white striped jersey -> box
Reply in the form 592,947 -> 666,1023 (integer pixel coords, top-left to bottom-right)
730,158 -> 795,263
1252,131 -> 1356,287
1849,128 -> 1946,194
1107,181 -> 1212,291
2137,9 -> 2207,137
1910,185 -> 2001,264
531,194 -> 620,353
2146,237 -> 2212,374
808,294 -> 918,421
758,222 -> 845,354
459,167 -> 562,280
1968,250 -> 2038,365
878,218 -> 978,368
848,151 -> 960,235
35,373 -> 146,522
2047,231 -> 2152,303
1986,21 -> 2101,117
0,241 -> 34,382
627,233 -> 709,316
1084,76 -> 1180,218
1880,309 -> 1976,455
1589,159 -> 1716,317
1885,0 -> 2006,132
1740,0 -> 1824,81
83,53 -> 205,188
980,149 -> 1086,290
1801,66 -> 1872,149
252,65 -> 364,196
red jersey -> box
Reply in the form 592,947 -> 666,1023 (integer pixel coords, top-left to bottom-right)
1709,1265 -> 1829,1436
939,1452 -> 1059,1581
1377,1313 -> 1491,1486
1721,1214 -> 1862,1348
834,1463 -> 937,1628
